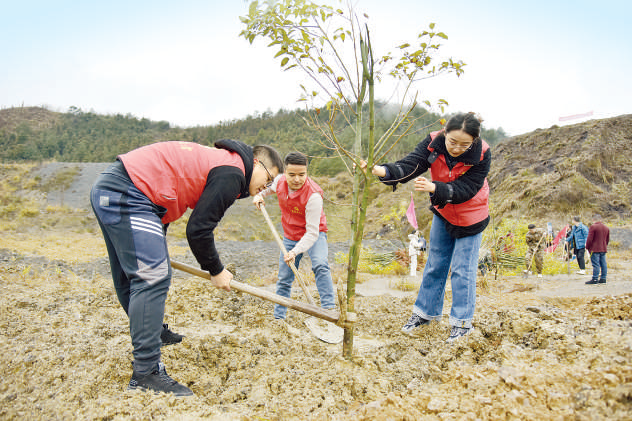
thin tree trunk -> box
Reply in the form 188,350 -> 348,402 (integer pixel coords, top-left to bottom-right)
343,34 -> 374,359
343,100 -> 362,359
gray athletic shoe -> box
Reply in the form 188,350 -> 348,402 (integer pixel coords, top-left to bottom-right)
128,362 -> 193,397
446,326 -> 472,343
401,313 -> 430,333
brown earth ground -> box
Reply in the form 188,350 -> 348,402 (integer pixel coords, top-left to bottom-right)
2,121 -> 632,421
2,230 -> 632,420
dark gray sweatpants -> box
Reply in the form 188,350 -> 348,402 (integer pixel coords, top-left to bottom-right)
90,161 -> 171,374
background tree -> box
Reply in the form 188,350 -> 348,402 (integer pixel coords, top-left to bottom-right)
240,0 -> 465,358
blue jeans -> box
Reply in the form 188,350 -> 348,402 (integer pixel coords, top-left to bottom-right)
274,232 -> 336,319
590,252 -> 607,281
412,215 -> 482,328
90,162 -> 171,374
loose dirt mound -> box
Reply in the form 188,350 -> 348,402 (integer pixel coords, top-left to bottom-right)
2,248 -> 632,420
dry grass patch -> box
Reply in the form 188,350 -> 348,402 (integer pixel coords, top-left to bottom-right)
1,232 -> 107,263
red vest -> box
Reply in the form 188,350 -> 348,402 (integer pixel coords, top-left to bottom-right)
277,175 -> 328,241
119,141 -> 245,224
428,131 -> 490,227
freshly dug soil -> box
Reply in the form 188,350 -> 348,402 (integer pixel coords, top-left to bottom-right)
1,246 -> 632,420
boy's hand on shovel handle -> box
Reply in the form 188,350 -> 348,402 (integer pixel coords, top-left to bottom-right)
284,250 -> 296,265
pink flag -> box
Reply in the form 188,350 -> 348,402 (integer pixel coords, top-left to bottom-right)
406,192 -> 418,230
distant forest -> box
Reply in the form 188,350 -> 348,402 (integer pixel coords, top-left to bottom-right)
0,104 -> 508,176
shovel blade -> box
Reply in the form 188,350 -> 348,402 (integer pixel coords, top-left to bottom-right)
304,316 -> 344,344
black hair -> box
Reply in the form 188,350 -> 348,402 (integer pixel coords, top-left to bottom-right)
445,112 -> 483,140
253,145 -> 284,174
284,151 -> 308,167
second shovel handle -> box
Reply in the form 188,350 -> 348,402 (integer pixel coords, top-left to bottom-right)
259,204 -> 316,305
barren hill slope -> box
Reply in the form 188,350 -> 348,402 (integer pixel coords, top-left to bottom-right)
0,106 -> 60,132
489,114 -> 632,224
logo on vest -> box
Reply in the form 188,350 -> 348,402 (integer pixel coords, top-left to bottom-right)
290,206 -> 302,215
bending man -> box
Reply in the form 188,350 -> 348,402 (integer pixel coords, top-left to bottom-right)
91,140 -> 282,396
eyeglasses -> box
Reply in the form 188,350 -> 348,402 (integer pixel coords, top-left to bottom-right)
259,161 -> 274,187
445,135 -> 475,151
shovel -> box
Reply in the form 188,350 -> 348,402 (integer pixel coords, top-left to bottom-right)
258,204 -> 344,344
259,205 -> 315,305
170,260 -> 351,325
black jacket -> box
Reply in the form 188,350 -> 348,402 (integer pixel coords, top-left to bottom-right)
379,133 -> 491,237
186,139 -> 254,276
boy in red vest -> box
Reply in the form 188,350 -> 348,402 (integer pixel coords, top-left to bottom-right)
253,152 -> 336,319
90,139 -> 282,396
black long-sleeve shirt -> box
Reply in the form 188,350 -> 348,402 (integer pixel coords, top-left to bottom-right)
379,133 -> 491,237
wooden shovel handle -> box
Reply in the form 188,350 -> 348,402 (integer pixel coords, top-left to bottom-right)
259,204 -> 316,305
170,260 -> 338,323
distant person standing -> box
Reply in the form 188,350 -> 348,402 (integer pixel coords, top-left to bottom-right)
524,224 -> 545,278
585,214 -> 610,284
563,223 -> 574,261
546,222 -> 554,247
567,216 -> 589,274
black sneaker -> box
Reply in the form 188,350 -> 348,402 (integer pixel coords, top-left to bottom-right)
401,313 -> 430,333
128,362 -> 193,397
161,323 -> 184,346
446,326 -> 472,343
586,279 -> 606,285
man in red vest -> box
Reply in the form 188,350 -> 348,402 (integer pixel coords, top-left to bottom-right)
253,152 -> 335,319
90,139 -> 282,396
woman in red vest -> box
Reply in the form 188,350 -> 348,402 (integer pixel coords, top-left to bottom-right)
369,112 -> 490,343
91,139 -> 282,396
253,152 -> 335,319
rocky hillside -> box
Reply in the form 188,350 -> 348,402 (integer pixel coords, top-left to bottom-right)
489,114 -> 632,225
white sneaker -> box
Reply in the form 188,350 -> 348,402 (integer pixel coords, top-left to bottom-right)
576,270 -> 586,275
537,274 -> 543,278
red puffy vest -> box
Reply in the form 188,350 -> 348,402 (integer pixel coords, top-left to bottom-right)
119,141 -> 245,224
428,131 -> 490,227
276,175 -> 328,241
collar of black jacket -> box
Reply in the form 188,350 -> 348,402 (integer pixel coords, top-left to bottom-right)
429,132 -> 483,165
214,139 -> 254,197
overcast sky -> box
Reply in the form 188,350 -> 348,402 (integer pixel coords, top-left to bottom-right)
1,0 -> 630,136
